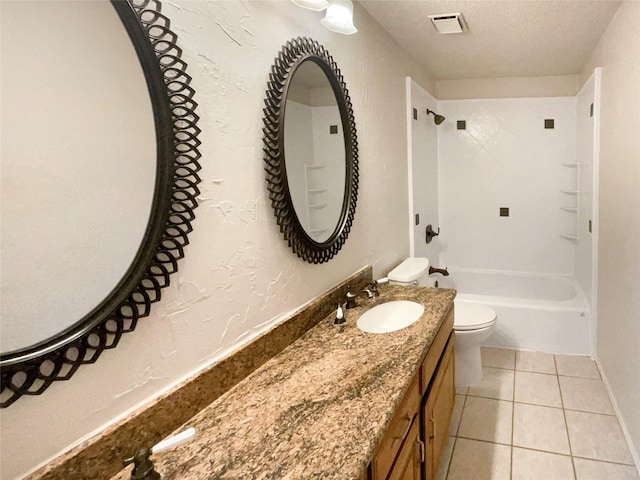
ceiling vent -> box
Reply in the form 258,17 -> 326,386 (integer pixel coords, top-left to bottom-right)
428,13 -> 465,34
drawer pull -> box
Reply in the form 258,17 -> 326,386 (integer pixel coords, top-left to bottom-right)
391,415 -> 412,447
429,415 -> 436,442
416,438 -> 425,463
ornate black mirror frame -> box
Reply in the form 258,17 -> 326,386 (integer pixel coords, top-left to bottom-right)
262,37 -> 358,264
0,0 -> 201,408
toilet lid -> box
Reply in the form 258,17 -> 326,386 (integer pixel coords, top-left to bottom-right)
454,302 -> 497,331
388,257 -> 430,283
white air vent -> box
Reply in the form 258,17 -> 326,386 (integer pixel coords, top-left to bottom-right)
428,13 -> 465,34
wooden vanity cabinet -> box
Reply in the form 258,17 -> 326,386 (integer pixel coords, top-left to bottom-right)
366,307 -> 455,480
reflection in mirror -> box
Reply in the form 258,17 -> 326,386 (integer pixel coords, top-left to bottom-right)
284,60 -> 346,243
1,1 -> 155,353
263,37 -> 358,264
0,0 -> 201,408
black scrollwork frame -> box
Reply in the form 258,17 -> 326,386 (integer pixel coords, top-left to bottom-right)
262,37 -> 358,264
0,0 -> 201,408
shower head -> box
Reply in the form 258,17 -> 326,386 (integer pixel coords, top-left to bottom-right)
426,108 -> 446,125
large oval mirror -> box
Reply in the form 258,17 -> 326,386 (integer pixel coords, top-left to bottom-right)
0,0 -> 201,408
263,38 -> 358,264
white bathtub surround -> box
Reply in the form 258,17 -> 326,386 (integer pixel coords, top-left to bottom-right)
437,96 -> 578,275
406,78 -> 440,260
438,268 -> 591,354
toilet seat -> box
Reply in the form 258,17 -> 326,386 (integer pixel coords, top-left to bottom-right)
454,302 -> 497,331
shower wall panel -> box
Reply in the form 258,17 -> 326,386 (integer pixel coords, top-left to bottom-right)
437,97 -> 577,274
407,78 -> 440,261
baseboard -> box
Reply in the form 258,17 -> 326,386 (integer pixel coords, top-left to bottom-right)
595,356 -> 640,475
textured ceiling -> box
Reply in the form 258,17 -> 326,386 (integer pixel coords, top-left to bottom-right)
358,0 -> 622,80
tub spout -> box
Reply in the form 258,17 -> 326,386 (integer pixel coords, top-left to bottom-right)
429,266 -> 449,276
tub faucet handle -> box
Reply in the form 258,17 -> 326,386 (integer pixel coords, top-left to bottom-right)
425,224 -> 440,244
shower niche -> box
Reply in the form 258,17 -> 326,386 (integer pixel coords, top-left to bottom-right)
560,161 -> 579,241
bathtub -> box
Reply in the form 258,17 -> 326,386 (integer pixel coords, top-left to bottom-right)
435,268 -> 592,355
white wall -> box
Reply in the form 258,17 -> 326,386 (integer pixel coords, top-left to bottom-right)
407,78 -> 440,262
435,75 -> 580,100
437,97 -> 577,274
284,100 -> 314,230
0,2 -> 434,479
581,0 -> 640,464
310,105 -> 344,240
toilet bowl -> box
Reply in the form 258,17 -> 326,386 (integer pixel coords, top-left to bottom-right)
388,258 -> 497,387
453,302 -> 497,386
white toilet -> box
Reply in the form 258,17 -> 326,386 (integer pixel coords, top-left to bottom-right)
388,258 -> 497,387
452,302 -> 497,386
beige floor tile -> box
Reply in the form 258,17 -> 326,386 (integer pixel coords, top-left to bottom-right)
565,410 -> 634,464
456,385 -> 469,395
457,396 -> 513,445
516,350 -> 557,374
559,376 -> 614,414
448,395 -> 465,436
447,438 -> 511,480
514,371 -> 562,407
511,447 -> 575,480
481,347 -> 516,369
513,403 -> 570,454
573,458 -> 640,480
435,435 -> 456,480
468,367 -> 514,401
555,355 -> 600,379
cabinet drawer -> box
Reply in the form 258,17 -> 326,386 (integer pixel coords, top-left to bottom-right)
371,374 -> 421,480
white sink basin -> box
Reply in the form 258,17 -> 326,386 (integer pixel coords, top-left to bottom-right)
356,300 -> 425,334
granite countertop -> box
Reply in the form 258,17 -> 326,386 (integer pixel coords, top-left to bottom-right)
113,285 -> 455,480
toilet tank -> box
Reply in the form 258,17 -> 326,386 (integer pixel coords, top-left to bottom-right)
388,257 -> 430,286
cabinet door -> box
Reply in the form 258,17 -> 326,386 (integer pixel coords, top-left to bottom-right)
371,375 -> 421,480
423,334 -> 455,480
388,419 -> 422,480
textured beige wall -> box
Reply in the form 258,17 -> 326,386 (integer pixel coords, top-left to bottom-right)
435,74 -> 580,99
581,0 -> 640,464
0,2 -> 433,479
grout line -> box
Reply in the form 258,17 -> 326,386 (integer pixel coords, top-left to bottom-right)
556,354 -> 578,480
443,392 -> 469,480
571,454 -> 639,467
454,435 -> 512,447
594,356 -> 640,474
512,444 -> 574,458
510,357 -> 516,480
442,436 -> 457,480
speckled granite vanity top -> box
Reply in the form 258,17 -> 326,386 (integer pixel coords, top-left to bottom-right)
113,285 -> 455,480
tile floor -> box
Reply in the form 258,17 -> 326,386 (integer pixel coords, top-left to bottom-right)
436,347 -> 640,480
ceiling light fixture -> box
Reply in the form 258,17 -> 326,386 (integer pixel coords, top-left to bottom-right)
291,0 -> 329,11
321,0 -> 358,35
428,13 -> 465,34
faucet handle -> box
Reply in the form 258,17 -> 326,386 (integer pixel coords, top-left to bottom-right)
369,277 -> 388,296
152,427 -> 196,454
